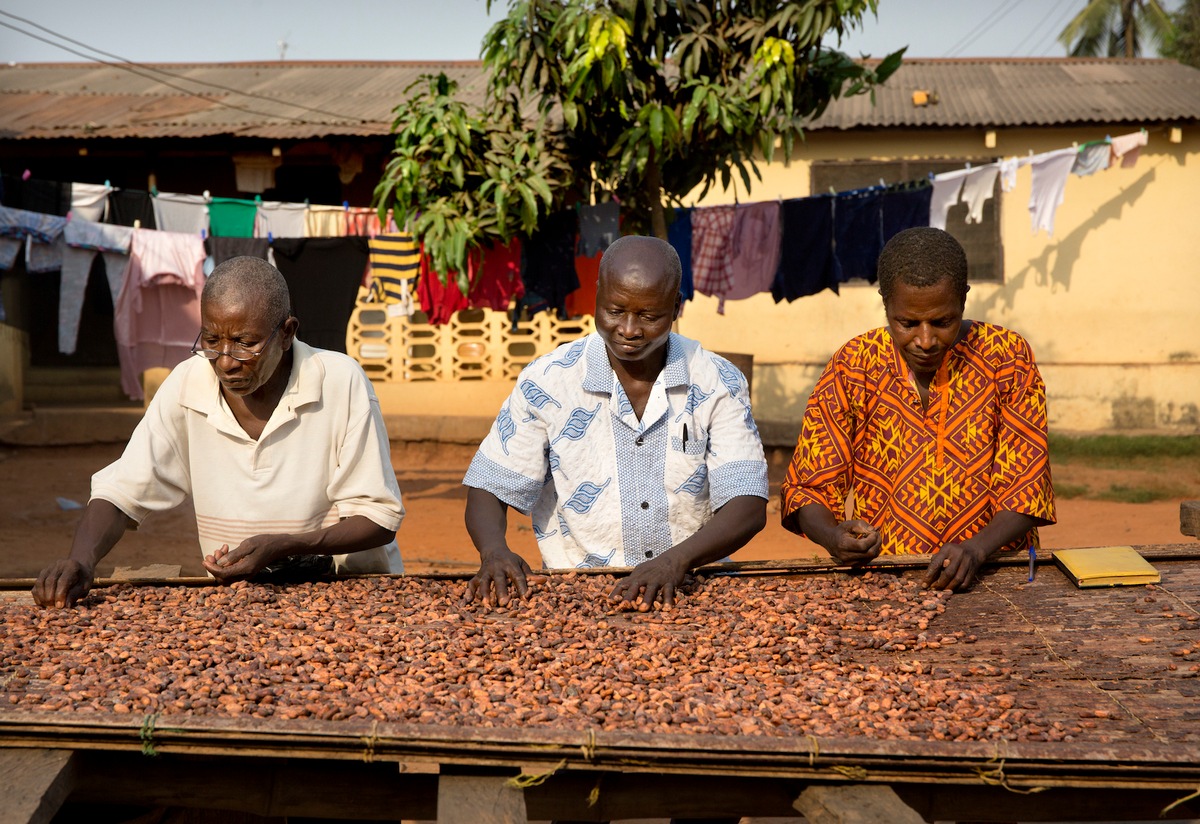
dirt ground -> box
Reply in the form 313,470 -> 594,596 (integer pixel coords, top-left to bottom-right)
0,441 -> 1191,581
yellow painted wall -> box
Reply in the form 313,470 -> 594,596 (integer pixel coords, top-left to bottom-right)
677,126 -> 1200,434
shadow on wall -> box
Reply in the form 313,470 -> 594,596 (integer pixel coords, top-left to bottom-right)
970,163 -> 1159,337
751,358 -> 833,445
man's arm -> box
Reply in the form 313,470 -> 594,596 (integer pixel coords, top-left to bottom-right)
202,516 -> 396,582
32,499 -> 131,608
462,487 -> 537,606
789,503 -> 882,565
924,511 -> 1046,591
608,494 -> 766,611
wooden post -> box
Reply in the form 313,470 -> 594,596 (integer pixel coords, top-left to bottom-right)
794,784 -> 926,824
0,748 -> 77,824
1181,501 -> 1200,538
436,774 -> 527,824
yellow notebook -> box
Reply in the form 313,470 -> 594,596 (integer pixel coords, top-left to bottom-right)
1053,546 -> 1161,588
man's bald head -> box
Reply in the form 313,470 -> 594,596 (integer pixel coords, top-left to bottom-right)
598,235 -> 682,297
202,256 -> 292,325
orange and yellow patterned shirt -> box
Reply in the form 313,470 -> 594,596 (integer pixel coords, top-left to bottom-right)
781,323 -> 1055,555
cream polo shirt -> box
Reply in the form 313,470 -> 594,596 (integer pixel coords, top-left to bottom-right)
91,340 -> 404,574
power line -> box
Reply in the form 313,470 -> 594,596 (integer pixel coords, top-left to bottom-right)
0,10 -> 380,126
1024,0 -> 1084,56
943,0 -> 1032,58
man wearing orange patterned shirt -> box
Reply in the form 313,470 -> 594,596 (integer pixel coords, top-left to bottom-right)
780,228 -> 1055,591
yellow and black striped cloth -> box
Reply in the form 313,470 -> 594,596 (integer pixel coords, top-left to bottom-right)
368,233 -> 420,304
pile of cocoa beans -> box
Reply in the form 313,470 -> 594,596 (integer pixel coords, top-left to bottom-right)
0,572 -> 1078,741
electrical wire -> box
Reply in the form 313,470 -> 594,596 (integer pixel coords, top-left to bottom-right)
0,10 -> 382,126
1008,0 -> 1075,56
943,0 -> 1031,58
1023,0 -> 1085,56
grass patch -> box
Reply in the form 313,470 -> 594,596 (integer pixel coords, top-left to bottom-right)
1049,434 -> 1200,461
1096,484 -> 1190,504
1054,482 -> 1091,499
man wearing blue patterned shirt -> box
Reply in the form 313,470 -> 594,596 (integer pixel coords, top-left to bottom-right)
463,235 -> 769,611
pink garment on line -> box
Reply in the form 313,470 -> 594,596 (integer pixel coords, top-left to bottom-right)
114,229 -> 207,400
1110,130 -> 1148,169
690,205 -> 736,314
725,201 -> 782,302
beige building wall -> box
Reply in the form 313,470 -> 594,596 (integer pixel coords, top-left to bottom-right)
678,126 -> 1200,435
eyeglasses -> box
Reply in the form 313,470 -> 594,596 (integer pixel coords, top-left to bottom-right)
191,320 -> 284,362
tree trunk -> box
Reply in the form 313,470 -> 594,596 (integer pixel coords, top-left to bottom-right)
645,153 -> 668,240
1125,0 -> 1137,57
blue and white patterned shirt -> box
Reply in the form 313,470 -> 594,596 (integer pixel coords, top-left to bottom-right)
464,332 -> 769,570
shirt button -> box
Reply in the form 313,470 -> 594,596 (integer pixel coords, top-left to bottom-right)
635,437 -> 644,446
641,501 -> 649,510
645,551 -> 653,558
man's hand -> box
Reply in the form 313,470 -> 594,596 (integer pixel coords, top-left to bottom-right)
32,559 -> 95,608
826,519 -> 882,566
923,541 -> 989,591
608,554 -> 687,612
464,547 -> 536,607
203,534 -> 290,583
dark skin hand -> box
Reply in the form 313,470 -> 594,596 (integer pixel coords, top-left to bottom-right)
463,488 -> 766,611
922,510 -> 1042,591
607,495 -> 765,611
202,515 -> 396,583
791,503 -> 882,566
32,499 -> 130,608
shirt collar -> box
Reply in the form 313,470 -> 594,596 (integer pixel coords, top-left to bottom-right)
581,332 -> 690,393
883,323 -> 973,381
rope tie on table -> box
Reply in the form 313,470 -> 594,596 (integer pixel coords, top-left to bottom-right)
973,755 -> 1046,795
806,734 -> 820,766
505,758 -> 566,789
361,720 -> 380,762
139,712 -> 161,757
1161,786 -> 1200,817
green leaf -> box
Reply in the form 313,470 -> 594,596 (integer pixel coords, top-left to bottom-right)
648,106 -> 664,151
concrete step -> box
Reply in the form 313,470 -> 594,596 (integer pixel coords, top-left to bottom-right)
24,367 -> 133,407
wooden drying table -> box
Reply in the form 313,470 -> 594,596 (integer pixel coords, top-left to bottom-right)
3,544 -> 1199,824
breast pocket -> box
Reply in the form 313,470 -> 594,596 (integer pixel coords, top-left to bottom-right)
672,426 -> 709,456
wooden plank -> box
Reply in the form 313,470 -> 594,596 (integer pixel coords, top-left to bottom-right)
436,774 -> 527,824
110,564 -> 182,581
1182,501 -> 1200,538
794,784 -> 926,824
0,748 -> 76,824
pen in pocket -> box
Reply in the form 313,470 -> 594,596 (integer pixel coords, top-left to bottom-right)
683,424 -> 688,449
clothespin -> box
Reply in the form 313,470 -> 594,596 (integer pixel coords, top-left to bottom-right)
255,194 -> 262,204
150,185 -> 159,196
268,231 -> 273,243
200,228 -> 207,239
965,161 -> 972,170
343,200 -> 350,211
133,219 -> 141,229
65,210 -> 73,222
879,178 -> 886,188
1072,141 -> 1079,151
203,190 -> 211,202
828,186 -> 837,196
21,169 -> 31,181
104,179 -> 111,189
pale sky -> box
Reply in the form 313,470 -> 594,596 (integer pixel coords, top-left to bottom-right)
0,0 -> 1177,64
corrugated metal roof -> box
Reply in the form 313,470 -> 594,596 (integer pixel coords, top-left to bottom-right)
0,61 -> 494,140
806,58 -> 1200,130
1,58 -> 1198,141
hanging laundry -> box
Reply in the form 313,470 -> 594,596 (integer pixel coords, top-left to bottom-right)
565,251 -> 598,318
367,233 -> 421,309
204,237 -> 271,266
70,182 -> 111,222
304,205 -> 348,238
271,237 -> 370,352
0,206 -> 67,272
416,251 -> 472,326
929,168 -> 971,230
959,164 -> 1001,224
1028,148 -> 1078,237
725,201 -> 782,302
577,202 -> 620,257
667,207 -> 694,302
114,229 -> 207,400
772,195 -> 837,303
345,207 -> 394,236
881,183 -> 933,244
106,189 -> 157,229
832,187 -> 883,283
208,197 -> 259,238
152,192 -> 210,236
255,201 -> 308,239
1072,142 -> 1111,177
1110,130 -> 1149,168
522,209 -> 579,319
690,205 -> 736,313
18,178 -> 71,217
999,157 -> 1020,193
471,239 -> 525,313
59,220 -> 133,355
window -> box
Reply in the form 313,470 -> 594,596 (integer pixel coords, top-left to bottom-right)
811,159 -> 1002,283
